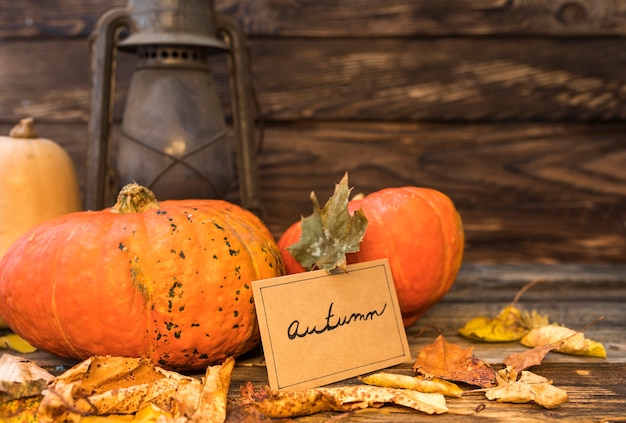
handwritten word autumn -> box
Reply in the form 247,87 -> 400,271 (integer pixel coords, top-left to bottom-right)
287,302 -> 388,340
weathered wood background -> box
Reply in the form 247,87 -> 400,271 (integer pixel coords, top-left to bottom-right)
0,0 -> 625,263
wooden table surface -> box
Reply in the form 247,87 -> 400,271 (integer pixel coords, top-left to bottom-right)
4,263 -> 626,422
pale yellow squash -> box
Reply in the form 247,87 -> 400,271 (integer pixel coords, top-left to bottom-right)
0,118 -> 82,328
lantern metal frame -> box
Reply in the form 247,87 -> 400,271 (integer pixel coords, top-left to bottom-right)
86,2 -> 261,214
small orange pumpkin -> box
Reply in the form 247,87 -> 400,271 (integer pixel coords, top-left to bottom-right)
278,186 -> 464,327
0,183 -> 284,370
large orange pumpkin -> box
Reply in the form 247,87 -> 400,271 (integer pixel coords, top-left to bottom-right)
278,186 -> 464,327
0,184 -> 284,370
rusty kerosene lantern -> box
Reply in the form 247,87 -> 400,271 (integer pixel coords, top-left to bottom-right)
87,0 -> 260,214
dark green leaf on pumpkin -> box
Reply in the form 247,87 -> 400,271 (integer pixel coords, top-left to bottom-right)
287,173 -> 368,272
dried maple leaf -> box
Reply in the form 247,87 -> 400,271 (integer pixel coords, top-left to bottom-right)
412,334 -> 497,388
240,384 -> 448,418
286,172 -> 368,272
485,370 -> 568,409
360,372 -> 463,397
521,324 -> 607,358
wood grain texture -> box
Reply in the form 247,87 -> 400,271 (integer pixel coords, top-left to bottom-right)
2,37 -> 626,123
3,0 -> 626,38
2,121 -> 623,263
0,1 -> 624,263
7,263 -> 626,422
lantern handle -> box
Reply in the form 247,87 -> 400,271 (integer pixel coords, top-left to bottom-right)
87,7 -> 131,211
216,14 -> 263,217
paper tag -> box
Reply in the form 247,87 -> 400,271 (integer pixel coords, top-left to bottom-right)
252,259 -> 411,391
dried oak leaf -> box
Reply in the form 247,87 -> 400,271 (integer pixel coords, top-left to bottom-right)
239,382 -> 448,418
286,172 -> 368,272
360,372 -> 464,397
412,334 -> 497,388
485,370 -> 568,409
521,324 -> 607,358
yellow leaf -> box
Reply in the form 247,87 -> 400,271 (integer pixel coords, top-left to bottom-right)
0,396 -> 41,423
0,334 -> 37,354
522,309 -> 550,329
360,372 -> 463,397
521,325 -> 607,358
458,305 -> 532,342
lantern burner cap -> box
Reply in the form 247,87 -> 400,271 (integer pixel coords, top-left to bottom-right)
136,45 -> 210,70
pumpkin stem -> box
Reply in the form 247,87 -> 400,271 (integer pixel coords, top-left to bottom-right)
112,183 -> 161,214
9,117 -> 38,139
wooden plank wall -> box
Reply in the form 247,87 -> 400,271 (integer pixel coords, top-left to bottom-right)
0,0 -> 624,263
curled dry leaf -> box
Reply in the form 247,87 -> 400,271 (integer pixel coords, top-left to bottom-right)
521,325 -> 607,358
503,342 -> 562,372
0,354 -> 54,401
360,372 -> 463,397
37,355 -> 234,423
239,382 -> 448,418
412,334 -> 497,388
485,370 -> 568,409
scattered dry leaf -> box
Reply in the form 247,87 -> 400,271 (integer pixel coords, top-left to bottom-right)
360,372 -> 463,397
503,342 -> 563,372
521,325 -> 607,358
37,355 -> 234,423
189,355 -> 234,422
458,280 -> 550,343
485,370 -> 568,409
0,354 -> 55,402
0,334 -> 37,354
521,309 -> 551,330
79,404 -> 176,422
458,305 -> 530,342
412,334 -> 497,388
240,382 -> 448,418
0,395 -> 42,422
